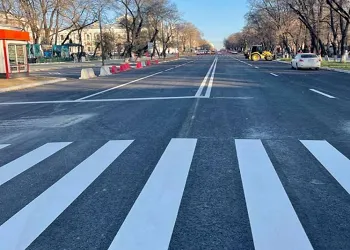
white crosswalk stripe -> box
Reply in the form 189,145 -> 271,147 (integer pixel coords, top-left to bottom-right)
108,138 -> 197,250
0,140 -> 133,250
0,142 -> 71,187
301,140 -> 350,194
0,138 -> 349,250
0,144 -> 10,150
235,139 -> 313,250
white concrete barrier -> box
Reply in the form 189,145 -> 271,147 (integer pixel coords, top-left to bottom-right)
79,68 -> 96,79
141,61 -> 146,67
99,66 -> 112,76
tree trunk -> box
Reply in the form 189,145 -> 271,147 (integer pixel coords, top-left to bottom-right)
93,43 -> 100,57
339,16 -> 349,63
318,39 -> 326,57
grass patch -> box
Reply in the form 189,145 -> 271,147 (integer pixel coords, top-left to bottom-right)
321,61 -> 350,70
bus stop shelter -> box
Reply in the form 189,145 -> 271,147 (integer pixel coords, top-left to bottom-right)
0,26 -> 30,79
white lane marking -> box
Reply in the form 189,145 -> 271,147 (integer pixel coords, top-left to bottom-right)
270,73 -> 279,77
77,71 -> 164,100
213,96 -> 254,100
195,57 -> 217,97
233,58 -> 253,67
164,67 -> 174,72
0,140 -> 133,250
108,138 -> 197,250
204,57 -> 218,98
174,61 -> 192,68
0,96 -> 205,105
301,140 -> 350,194
235,139 -> 313,250
0,142 -> 71,187
0,144 -> 10,150
255,66 -> 259,69
309,89 -> 336,99
77,61 -> 193,100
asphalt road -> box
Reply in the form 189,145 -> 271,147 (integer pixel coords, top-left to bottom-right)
0,54 -> 350,250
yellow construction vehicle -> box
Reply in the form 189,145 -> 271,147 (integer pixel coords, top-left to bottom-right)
249,45 -> 274,61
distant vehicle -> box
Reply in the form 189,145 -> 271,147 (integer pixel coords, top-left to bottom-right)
196,50 -> 207,55
231,51 -> 238,54
250,45 -> 274,61
291,53 -> 321,70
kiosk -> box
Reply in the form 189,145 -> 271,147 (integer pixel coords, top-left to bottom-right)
0,26 -> 30,79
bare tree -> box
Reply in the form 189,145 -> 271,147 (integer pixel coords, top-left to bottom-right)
158,3 -> 179,57
59,0 -> 98,45
288,0 -> 328,55
17,0 -> 61,44
327,0 -> 350,62
116,0 -> 144,58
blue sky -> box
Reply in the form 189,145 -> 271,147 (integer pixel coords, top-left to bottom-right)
174,0 -> 249,48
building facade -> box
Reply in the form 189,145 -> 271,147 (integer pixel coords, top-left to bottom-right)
55,23 -> 126,55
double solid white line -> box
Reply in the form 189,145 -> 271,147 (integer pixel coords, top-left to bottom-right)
195,57 -> 218,97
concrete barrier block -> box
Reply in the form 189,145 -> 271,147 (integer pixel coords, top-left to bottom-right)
79,68 -> 96,79
141,61 -> 146,67
88,68 -> 96,78
99,66 -> 112,76
111,65 -> 118,74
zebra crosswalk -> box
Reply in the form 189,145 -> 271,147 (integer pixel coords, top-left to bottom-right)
0,138 -> 349,250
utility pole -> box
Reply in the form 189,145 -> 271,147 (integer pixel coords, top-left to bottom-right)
176,24 -> 179,57
98,6 -> 105,66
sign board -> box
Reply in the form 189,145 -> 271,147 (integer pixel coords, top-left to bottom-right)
148,42 -> 154,53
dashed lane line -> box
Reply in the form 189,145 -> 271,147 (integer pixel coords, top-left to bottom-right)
309,89 -> 336,99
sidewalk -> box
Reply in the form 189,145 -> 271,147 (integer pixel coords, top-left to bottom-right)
29,55 -> 179,72
0,76 -> 67,93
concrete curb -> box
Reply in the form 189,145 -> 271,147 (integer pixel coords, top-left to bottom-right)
276,59 -> 291,64
321,67 -> 350,74
0,78 -> 67,93
30,64 -> 95,72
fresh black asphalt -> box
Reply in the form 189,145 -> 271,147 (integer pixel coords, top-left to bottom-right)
0,55 -> 349,250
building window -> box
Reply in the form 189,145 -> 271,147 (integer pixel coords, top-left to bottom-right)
87,34 -> 90,41
60,35 -> 64,40
87,47 -> 91,52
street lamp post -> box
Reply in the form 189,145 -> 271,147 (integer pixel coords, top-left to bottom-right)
98,7 -> 105,66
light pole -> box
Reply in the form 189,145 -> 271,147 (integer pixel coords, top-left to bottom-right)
176,24 -> 179,57
98,6 -> 105,66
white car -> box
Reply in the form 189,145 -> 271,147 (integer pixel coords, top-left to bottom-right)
291,53 -> 321,70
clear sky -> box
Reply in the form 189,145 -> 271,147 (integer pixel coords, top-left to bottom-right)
174,0 -> 249,49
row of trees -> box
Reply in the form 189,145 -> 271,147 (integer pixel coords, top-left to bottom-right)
0,0 -> 210,58
224,0 -> 350,62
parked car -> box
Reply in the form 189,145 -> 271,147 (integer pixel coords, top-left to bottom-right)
291,53 -> 321,70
